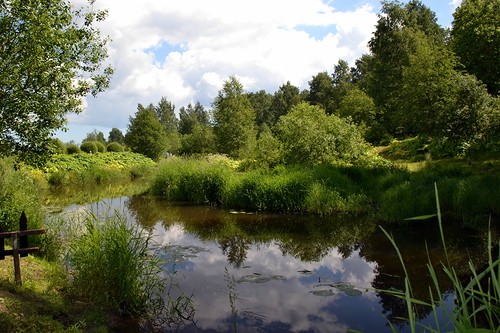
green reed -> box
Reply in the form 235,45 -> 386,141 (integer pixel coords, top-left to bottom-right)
68,210 -> 165,316
380,183 -> 500,332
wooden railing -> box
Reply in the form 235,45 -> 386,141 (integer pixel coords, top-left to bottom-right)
0,211 -> 46,285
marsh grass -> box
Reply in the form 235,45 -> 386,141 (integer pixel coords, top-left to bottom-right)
148,157 -> 498,227
150,157 -> 232,205
380,183 -> 500,332
68,210 -> 165,316
227,168 -> 310,212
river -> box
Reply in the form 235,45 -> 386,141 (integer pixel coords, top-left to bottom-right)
59,195 -> 491,333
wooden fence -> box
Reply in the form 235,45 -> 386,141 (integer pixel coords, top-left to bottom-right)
0,212 -> 46,285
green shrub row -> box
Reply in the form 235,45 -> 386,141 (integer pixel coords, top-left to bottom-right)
50,138 -> 125,154
150,157 -> 499,228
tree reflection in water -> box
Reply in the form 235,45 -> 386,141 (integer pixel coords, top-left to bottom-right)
66,195 -> 494,332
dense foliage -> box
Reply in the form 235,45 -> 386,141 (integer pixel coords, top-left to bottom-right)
0,158 -> 43,232
150,156 -> 499,228
125,104 -> 168,160
0,0 -> 112,165
451,0 -> 500,96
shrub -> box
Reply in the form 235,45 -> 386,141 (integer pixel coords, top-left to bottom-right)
276,102 -> 370,165
66,143 -> 80,154
49,138 -> 67,154
107,142 -> 124,152
94,141 -> 106,153
80,141 -> 98,154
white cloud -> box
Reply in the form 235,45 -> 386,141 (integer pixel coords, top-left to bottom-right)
450,0 -> 462,9
63,0 -> 380,141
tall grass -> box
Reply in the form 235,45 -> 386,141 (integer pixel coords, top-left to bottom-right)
0,157 -> 44,232
227,167 -> 310,212
68,210 -> 165,316
150,157 -> 232,205
148,156 -> 499,227
380,183 -> 500,332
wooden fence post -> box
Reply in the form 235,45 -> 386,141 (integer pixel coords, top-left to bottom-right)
19,211 -> 28,258
0,212 -> 46,286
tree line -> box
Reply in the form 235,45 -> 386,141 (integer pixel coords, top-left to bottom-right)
1,0 -> 498,166
121,0 -> 499,164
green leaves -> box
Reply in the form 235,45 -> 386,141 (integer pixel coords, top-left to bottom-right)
451,0 -> 500,96
0,0 -> 112,165
276,102 -> 369,165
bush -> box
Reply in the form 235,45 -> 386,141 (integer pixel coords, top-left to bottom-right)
80,141 -> 98,154
276,102 -> 370,165
49,138 -> 66,154
94,141 -> 106,153
0,158 -> 43,232
66,144 -> 80,154
107,142 -> 124,152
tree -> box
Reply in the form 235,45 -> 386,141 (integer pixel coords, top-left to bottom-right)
268,81 -> 303,127
367,0 -> 445,135
83,129 -> 106,144
155,97 -> 177,133
337,88 -> 377,127
212,76 -> 256,158
276,102 -> 369,165
307,72 -> 335,115
154,97 -> 180,153
398,33 -> 459,136
399,34 -> 497,154
451,0 -> 500,95
246,90 -> 273,128
254,124 -> 282,167
180,123 -> 217,155
0,0 -> 112,165
178,101 -> 210,135
108,128 -> 125,144
125,104 -> 167,160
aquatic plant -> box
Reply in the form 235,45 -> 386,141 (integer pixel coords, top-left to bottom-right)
68,210 -> 165,316
380,183 -> 500,332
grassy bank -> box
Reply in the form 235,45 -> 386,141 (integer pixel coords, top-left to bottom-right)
150,156 -> 500,228
27,152 -> 158,206
0,254 -> 115,332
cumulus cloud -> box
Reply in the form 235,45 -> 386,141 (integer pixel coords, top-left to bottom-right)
63,0 -> 379,140
450,0 -> 462,9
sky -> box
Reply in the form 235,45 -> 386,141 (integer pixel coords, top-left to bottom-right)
57,0 -> 463,143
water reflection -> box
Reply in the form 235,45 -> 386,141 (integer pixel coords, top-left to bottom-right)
62,195 -> 492,332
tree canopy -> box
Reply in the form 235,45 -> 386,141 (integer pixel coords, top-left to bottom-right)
212,76 -> 256,158
0,0 -> 112,165
125,104 -> 167,160
451,0 -> 500,95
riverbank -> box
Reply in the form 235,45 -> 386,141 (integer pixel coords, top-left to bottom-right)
0,254 -> 122,332
149,155 -> 500,228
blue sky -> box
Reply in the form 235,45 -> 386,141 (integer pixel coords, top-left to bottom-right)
58,0 -> 461,143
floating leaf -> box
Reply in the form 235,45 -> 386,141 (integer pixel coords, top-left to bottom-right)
310,289 -> 335,297
298,269 -> 314,275
238,273 -> 286,284
329,282 -> 363,296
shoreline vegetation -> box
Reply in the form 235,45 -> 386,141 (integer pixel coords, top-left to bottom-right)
0,146 -> 499,332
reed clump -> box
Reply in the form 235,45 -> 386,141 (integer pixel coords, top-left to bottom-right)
68,210 -> 164,316
381,184 -> 500,332
149,156 -> 499,228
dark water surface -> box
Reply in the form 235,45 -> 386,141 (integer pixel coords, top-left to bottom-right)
62,195 -> 491,333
